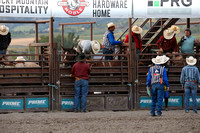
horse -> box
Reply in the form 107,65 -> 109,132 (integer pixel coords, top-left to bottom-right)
62,45 -> 78,67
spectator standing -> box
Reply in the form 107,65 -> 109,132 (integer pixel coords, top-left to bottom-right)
71,54 -> 91,112
0,25 -> 11,54
180,56 -> 200,114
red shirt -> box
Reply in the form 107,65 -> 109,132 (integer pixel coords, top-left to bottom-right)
156,36 -> 178,53
71,61 -> 91,80
124,32 -> 142,50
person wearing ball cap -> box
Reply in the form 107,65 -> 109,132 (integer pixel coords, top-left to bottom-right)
180,56 -> 200,114
156,29 -> 178,54
147,55 -> 169,116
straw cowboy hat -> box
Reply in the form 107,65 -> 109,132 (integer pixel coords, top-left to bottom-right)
169,25 -> 180,34
186,56 -> 197,66
91,40 -> 101,54
15,56 -> 26,61
0,25 -> 9,35
152,55 -> 166,64
132,25 -> 143,34
163,29 -> 175,40
107,22 -> 115,28
161,55 -> 170,64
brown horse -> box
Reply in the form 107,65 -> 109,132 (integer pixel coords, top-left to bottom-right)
61,46 -> 78,67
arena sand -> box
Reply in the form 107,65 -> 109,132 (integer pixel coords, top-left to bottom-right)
0,110 -> 199,133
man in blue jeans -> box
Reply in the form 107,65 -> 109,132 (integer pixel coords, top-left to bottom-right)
102,22 -> 123,60
71,54 -> 91,112
180,56 -> 200,114
147,55 -> 169,116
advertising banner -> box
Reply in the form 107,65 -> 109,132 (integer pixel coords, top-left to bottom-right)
140,96 -> 183,107
189,96 -> 200,106
0,99 -> 24,110
0,0 -> 52,17
26,97 -> 49,108
62,98 -> 80,109
134,0 -> 200,18
52,0 -> 132,18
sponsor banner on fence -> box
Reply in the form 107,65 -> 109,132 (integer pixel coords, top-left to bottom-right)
0,99 -> 24,110
134,0 -> 200,18
140,96 -> 182,107
26,97 -> 49,109
62,98 -> 80,109
52,0 -> 132,18
189,96 -> 200,106
0,0 -> 52,17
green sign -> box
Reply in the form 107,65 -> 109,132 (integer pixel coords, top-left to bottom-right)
189,96 -> 200,106
0,99 -> 24,110
26,97 -> 49,109
62,98 -> 80,109
140,96 -> 183,107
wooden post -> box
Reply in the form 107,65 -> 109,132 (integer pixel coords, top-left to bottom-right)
61,25 -> 64,51
90,23 -> 93,41
150,18 -> 152,28
35,23 -> 39,61
186,18 -> 190,29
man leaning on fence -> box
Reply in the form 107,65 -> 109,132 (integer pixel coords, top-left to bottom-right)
71,53 -> 91,113
147,55 -> 169,116
180,56 -> 200,114
102,22 -> 123,60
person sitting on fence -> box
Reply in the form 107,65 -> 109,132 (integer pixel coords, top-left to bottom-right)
71,53 -> 91,113
146,55 -> 169,116
76,40 -> 101,55
180,56 -> 200,114
102,22 -> 123,60
124,25 -> 143,54
0,25 -> 11,55
156,29 -> 178,54
179,28 -> 199,56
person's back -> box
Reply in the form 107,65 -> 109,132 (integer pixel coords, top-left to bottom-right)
72,61 -> 90,80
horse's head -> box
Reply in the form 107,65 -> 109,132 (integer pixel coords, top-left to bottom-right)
62,45 -> 78,67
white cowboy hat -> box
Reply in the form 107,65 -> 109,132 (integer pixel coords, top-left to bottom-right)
91,40 -> 101,54
168,25 -> 180,34
107,22 -> 115,28
15,56 -> 26,61
132,25 -> 143,34
163,29 -> 175,40
186,56 -> 197,66
161,55 -> 170,64
152,56 -> 165,64
0,25 -> 9,35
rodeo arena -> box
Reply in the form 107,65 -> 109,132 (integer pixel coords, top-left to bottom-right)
0,0 -> 200,133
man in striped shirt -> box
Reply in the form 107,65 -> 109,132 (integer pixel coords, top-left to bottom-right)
180,56 -> 200,114
147,55 -> 169,116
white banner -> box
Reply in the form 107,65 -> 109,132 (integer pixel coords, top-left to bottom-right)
52,0 -> 132,18
134,0 -> 200,18
0,0 -> 52,18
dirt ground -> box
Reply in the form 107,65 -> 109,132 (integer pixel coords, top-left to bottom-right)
0,110 -> 199,133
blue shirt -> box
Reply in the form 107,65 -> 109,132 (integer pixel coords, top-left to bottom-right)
146,64 -> 169,87
180,65 -> 200,86
107,30 -> 121,45
181,36 -> 196,54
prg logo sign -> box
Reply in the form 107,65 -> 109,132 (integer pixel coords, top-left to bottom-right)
148,0 -> 192,7
58,0 -> 90,16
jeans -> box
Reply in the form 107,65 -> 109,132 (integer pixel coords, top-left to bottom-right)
103,48 -> 114,60
184,82 -> 197,112
74,79 -> 88,111
151,83 -> 164,115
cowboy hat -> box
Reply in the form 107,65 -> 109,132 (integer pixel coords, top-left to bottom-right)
91,40 -> 101,54
169,25 -> 180,34
0,25 -> 9,35
186,56 -> 197,66
163,29 -> 175,40
161,55 -> 170,64
107,22 -> 115,28
152,56 -> 165,64
15,56 -> 26,61
132,25 -> 143,34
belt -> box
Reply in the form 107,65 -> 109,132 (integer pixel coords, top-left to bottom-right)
185,81 -> 196,83
75,77 -> 81,81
